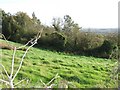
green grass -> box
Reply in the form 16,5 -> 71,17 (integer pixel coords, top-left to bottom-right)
0,39 -> 118,88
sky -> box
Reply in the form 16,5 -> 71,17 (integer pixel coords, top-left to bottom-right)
0,0 -> 119,28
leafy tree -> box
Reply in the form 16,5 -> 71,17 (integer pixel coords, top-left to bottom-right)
2,12 -> 14,40
2,11 -> 42,43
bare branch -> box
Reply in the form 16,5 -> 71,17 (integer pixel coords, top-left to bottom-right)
0,71 -> 5,79
0,33 -> 12,48
0,33 -> 8,42
40,79 -> 46,87
14,78 -> 26,86
10,47 -> 16,78
36,28 -> 43,39
16,38 -> 34,50
0,64 -> 10,78
16,28 -> 43,50
47,84 -> 56,88
0,79 -> 9,85
0,28 -> 43,88
12,28 -> 43,81
47,73 -> 59,86
12,42 -> 37,81
40,73 -> 59,88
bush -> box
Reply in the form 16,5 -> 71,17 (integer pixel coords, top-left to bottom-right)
88,40 -> 118,58
75,32 -> 104,53
48,32 -> 66,50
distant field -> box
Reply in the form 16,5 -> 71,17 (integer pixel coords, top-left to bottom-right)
0,39 -> 118,88
81,28 -> 118,34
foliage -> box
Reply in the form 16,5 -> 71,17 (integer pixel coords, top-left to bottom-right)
77,32 -> 104,51
1,11 -> 118,59
48,32 -> 66,50
2,11 -> 42,43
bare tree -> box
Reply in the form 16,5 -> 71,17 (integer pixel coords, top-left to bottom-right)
0,29 -> 43,88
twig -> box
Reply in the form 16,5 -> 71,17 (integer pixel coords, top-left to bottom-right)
40,73 -> 59,88
10,47 -> 16,78
16,28 -> 43,49
25,79 -> 29,87
12,41 -> 37,81
47,73 -> 58,86
0,28 -> 43,88
0,33 -> 8,42
16,39 -> 34,50
14,78 -> 26,86
47,84 -> 56,88
40,79 -> 46,87
0,33 -> 12,48
0,71 -> 5,79
0,79 -> 9,85
12,28 -> 43,81
0,64 -> 10,78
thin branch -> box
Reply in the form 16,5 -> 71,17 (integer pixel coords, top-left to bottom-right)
16,28 -> 43,50
39,73 -> 59,88
25,79 -> 29,87
0,28 -> 43,88
0,71 -> 5,79
14,78 -> 26,86
0,79 -> 9,85
0,33 -> 12,48
0,33 -> 8,42
40,79 -> 46,87
47,84 -> 56,88
12,28 -> 43,81
47,73 -> 58,86
10,47 -> 16,78
16,38 -> 34,50
12,42 -> 37,81
36,29 -> 43,39
0,64 -> 10,78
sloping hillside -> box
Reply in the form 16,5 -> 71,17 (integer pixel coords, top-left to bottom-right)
0,39 -> 118,88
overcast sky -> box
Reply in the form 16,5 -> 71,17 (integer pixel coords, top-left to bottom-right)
0,0 -> 119,28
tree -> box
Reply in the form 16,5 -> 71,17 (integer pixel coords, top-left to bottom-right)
62,15 -> 81,51
2,11 -> 14,40
2,11 -> 42,43
52,17 -> 63,32
32,12 -> 41,25
63,15 -> 75,32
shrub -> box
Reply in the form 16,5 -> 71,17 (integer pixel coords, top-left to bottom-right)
48,32 -> 66,50
76,32 -> 104,53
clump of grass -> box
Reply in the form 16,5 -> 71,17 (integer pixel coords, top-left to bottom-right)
42,61 -> 50,64
52,59 -> 63,63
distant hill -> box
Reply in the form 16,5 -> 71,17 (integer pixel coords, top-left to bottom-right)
81,28 -> 118,34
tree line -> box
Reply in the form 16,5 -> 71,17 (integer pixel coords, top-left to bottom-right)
1,10 -> 119,59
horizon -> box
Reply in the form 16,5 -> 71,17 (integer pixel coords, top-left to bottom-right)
0,0 -> 118,28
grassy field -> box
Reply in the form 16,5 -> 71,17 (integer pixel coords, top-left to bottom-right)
0,39 -> 118,88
